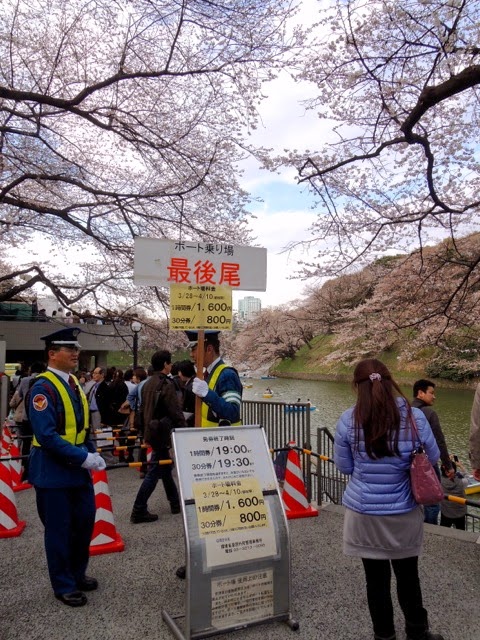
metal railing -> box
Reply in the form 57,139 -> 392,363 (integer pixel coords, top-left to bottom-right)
241,399 -> 314,500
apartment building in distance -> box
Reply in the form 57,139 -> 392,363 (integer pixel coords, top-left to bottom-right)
237,296 -> 262,322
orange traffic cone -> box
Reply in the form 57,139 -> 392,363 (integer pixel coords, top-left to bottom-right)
282,443 -> 318,519
0,459 -> 26,538
89,469 -> 125,556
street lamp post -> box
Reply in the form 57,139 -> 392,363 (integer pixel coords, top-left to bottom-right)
131,321 -> 142,369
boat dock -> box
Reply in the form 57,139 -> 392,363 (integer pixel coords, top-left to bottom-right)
1,467 -> 479,640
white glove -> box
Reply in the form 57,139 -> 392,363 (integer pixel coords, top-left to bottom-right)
81,452 -> 99,470
92,455 -> 107,471
81,452 -> 106,471
192,377 -> 209,398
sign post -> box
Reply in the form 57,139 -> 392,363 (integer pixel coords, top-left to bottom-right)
162,426 -> 299,639
134,237 -> 267,426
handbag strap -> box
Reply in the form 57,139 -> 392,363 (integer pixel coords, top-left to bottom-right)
409,412 -> 422,451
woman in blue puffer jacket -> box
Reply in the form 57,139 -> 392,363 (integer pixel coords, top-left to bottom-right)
334,359 -> 444,640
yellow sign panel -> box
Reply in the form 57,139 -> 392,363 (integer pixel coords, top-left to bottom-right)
169,284 -> 232,330
193,477 -> 269,537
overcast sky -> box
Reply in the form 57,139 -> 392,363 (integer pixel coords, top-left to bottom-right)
232,68 -> 326,311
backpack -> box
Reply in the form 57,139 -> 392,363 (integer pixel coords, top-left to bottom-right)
144,378 -> 174,449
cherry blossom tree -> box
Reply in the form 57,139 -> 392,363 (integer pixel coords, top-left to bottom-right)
0,0 -> 302,314
271,0 -> 480,331
231,306 -> 314,370
300,233 -> 480,378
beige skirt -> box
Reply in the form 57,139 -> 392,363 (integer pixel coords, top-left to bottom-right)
343,506 -> 424,559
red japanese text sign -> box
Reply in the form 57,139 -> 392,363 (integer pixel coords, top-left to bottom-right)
134,237 -> 267,291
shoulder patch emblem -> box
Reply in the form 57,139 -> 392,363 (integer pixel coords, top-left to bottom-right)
32,394 -> 48,411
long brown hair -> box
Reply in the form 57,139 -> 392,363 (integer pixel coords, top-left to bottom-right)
352,358 -> 411,459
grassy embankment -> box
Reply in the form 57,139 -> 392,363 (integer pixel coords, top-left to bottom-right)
270,335 -> 477,389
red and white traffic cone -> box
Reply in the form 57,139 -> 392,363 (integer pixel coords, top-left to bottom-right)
138,445 -> 152,476
0,459 -> 26,538
89,469 -> 125,556
0,423 -> 12,457
282,442 -> 318,519
10,434 -> 32,492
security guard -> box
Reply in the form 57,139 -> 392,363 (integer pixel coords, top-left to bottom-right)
186,330 -> 242,426
175,330 -> 243,580
28,328 -> 106,607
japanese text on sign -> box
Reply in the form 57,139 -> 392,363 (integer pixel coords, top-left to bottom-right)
211,570 -> 274,628
176,429 -> 279,500
134,237 -> 267,291
170,284 -> 232,330
168,257 -> 240,287
193,477 -> 268,537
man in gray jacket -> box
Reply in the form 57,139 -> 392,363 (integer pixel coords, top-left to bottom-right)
412,379 -> 454,525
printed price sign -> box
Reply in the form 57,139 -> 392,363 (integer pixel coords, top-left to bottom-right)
166,427 -> 294,639
169,284 -> 232,330
192,477 -> 268,537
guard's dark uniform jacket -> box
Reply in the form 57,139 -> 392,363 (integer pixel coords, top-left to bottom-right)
28,371 -> 95,486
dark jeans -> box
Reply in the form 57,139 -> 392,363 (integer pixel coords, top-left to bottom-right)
440,514 -> 466,530
132,448 -> 179,513
423,503 -> 440,525
362,557 -> 426,638
35,485 -> 95,594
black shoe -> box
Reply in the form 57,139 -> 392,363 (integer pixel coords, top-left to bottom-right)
55,591 -> 88,607
171,505 -> 181,514
176,565 -> 186,579
407,634 -> 444,640
77,576 -> 98,591
130,511 -> 158,524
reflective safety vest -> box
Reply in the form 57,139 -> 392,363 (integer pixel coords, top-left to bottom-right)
201,364 -> 242,427
32,372 -> 89,446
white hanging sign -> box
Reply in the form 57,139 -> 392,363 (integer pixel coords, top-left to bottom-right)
134,237 -> 267,291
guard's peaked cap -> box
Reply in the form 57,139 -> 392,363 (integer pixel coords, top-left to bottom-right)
41,327 -> 82,348
185,330 -> 220,349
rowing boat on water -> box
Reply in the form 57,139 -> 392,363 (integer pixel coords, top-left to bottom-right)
465,475 -> 480,496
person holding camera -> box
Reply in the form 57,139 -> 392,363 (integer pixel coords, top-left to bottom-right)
440,457 -> 468,530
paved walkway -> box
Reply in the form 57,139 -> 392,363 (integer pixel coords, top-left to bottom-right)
1,467 -> 479,640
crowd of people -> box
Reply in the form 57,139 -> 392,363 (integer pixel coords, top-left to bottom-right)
4,327 -> 480,640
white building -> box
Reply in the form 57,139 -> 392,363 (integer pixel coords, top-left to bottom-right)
237,296 -> 261,322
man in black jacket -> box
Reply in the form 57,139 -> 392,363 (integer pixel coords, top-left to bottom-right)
412,379 -> 454,525
130,350 -> 186,523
